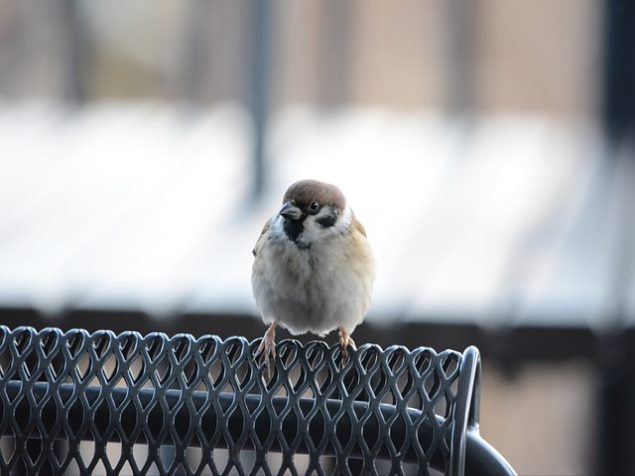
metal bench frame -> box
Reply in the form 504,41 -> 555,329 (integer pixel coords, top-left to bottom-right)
0,326 -> 514,475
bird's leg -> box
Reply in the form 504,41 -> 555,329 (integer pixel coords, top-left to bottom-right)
256,322 -> 277,377
339,327 -> 356,368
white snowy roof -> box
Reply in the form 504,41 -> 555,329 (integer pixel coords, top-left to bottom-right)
0,101 -> 631,329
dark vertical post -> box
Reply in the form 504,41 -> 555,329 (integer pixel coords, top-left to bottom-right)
182,0 -> 212,107
318,0 -> 353,110
248,0 -> 272,201
59,0 -> 87,105
597,335 -> 635,475
602,0 -> 635,142
442,0 -> 477,115
598,1 -> 635,475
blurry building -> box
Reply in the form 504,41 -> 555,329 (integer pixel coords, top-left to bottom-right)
0,1 -> 632,474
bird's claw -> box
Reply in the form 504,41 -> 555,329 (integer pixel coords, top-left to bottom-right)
339,328 -> 356,369
256,339 -> 276,378
256,324 -> 277,378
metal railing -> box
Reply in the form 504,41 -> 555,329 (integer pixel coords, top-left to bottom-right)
0,325 -> 514,475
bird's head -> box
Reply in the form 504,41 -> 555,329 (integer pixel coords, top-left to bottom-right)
278,179 -> 348,246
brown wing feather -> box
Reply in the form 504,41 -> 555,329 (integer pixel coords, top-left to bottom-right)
352,215 -> 366,237
252,219 -> 271,257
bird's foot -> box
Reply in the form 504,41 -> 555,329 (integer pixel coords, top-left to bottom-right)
256,323 -> 277,378
338,327 -> 356,368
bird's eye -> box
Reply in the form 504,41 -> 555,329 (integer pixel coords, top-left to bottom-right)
309,201 -> 320,212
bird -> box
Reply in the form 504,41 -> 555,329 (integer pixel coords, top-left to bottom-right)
251,179 -> 375,375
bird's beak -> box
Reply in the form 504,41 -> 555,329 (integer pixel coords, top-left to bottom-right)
279,201 -> 303,220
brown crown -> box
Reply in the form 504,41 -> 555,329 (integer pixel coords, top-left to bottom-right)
283,179 -> 346,210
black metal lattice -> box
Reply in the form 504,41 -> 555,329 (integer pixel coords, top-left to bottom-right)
0,325 -> 512,475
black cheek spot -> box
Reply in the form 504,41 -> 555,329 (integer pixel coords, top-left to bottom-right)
316,215 -> 337,228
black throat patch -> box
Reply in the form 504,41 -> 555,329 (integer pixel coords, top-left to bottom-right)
283,218 -> 309,249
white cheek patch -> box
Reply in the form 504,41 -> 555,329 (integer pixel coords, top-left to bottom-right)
337,207 -> 353,229
270,215 -> 286,237
323,206 -> 351,233
300,207 -> 352,245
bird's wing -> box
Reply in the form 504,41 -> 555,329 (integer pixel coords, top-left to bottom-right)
352,216 -> 367,237
252,219 -> 271,257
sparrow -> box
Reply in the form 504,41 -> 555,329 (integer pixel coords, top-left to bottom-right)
251,179 -> 375,374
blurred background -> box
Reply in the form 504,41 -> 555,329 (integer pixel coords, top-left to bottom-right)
1,0 -> 635,474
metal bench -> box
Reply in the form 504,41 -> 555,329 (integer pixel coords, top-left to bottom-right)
0,325 -> 515,475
